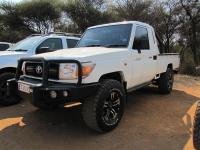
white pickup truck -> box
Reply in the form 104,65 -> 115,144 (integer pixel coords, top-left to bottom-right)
8,21 -> 180,132
0,33 -> 80,105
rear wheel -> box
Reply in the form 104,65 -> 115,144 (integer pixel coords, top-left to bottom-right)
193,101 -> 200,150
158,68 -> 174,94
0,72 -> 21,106
82,79 -> 126,132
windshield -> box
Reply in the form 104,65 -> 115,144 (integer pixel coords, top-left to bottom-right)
8,36 -> 42,52
77,24 -> 132,48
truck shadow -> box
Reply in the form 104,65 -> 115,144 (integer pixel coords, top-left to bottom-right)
0,86 -> 198,150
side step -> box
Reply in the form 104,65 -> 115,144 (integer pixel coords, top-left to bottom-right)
127,81 -> 152,93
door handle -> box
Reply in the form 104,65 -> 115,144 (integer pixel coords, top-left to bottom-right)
149,56 -> 157,60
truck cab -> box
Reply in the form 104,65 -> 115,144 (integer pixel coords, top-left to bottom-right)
8,21 -> 180,132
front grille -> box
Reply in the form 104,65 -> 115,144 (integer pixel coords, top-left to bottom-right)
48,63 -> 59,79
24,62 -> 59,80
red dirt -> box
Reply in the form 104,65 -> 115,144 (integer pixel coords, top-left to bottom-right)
0,75 -> 199,150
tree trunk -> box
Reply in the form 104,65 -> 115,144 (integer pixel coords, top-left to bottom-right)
166,34 -> 170,53
191,21 -> 198,65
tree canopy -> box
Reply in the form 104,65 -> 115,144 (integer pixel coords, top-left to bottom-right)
0,0 -> 199,70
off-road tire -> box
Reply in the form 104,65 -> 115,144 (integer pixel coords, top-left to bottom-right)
158,68 -> 174,94
82,79 -> 126,132
193,101 -> 200,150
0,72 -> 21,106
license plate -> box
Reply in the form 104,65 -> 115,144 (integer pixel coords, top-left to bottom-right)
18,83 -> 31,94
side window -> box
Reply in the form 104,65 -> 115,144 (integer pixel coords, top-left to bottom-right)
0,44 -> 9,51
67,39 -> 79,48
132,26 -> 150,50
36,38 -> 63,53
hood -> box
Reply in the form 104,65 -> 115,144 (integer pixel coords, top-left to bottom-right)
33,47 -> 127,61
0,51 -> 27,57
0,51 -> 28,68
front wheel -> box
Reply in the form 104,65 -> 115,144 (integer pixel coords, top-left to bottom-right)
158,68 -> 174,94
82,79 -> 126,132
0,72 -> 21,106
193,101 -> 200,150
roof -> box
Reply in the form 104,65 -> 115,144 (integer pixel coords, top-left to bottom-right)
28,32 -> 81,40
88,21 -> 153,29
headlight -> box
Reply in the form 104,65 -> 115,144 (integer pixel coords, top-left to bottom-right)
59,62 -> 95,80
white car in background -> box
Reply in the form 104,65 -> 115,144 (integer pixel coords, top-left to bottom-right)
0,33 -> 80,105
0,42 -> 13,51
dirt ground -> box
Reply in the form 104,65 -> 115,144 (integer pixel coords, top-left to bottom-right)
0,75 -> 200,150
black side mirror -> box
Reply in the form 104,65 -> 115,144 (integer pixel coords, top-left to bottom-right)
36,47 -> 50,54
133,40 -> 142,54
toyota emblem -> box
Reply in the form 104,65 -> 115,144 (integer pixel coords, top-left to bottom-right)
35,65 -> 43,74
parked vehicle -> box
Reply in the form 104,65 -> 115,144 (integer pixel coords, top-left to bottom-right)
193,101 -> 200,150
0,33 -> 80,106
0,42 -> 13,51
8,21 -> 180,132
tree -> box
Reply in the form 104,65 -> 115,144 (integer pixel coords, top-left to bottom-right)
0,2 -> 32,42
114,0 -> 152,22
178,0 -> 200,64
151,1 -> 179,53
17,0 -> 61,34
62,0 -> 110,32
0,2 -> 28,31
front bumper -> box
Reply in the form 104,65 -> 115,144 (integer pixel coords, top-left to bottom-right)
7,57 -> 100,104
7,78 -> 100,103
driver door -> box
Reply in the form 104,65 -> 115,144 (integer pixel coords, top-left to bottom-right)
131,25 -> 156,86
36,38 -> 63,54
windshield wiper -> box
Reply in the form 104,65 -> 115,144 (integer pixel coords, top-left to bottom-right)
105,44 -> 127,48
11,49 -> 28,52
82,44 -> 127,48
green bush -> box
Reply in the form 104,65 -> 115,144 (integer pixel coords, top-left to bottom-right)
180,59 -> 196,75
180,49 -> 197,76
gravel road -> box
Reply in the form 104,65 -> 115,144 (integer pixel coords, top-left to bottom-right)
0,75 -> 199,150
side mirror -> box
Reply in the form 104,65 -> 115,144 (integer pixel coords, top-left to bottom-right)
36,47 -> 50,54
133,40 -> 142,54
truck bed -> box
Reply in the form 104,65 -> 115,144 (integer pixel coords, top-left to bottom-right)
157,53 -> 180,74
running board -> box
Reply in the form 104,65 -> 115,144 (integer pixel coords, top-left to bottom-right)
127,81 -> 152,93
